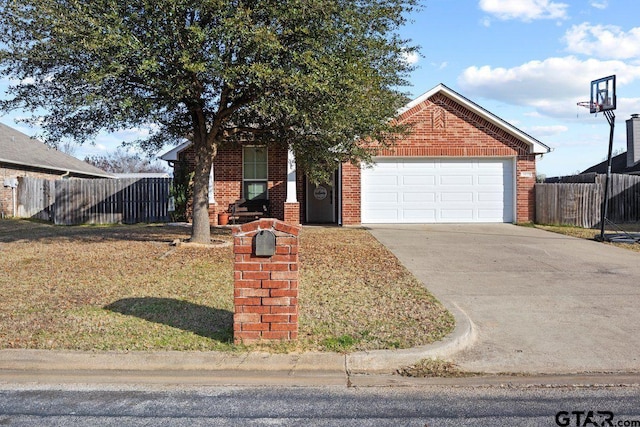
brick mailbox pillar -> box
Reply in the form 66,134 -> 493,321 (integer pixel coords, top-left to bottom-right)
233,219 -> 300,344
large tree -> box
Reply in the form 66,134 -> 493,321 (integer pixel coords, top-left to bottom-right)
0,0 -> 417,243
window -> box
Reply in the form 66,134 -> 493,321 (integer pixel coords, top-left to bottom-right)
243,146 -> 268,200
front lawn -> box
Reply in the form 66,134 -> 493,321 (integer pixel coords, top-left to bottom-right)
0,220 -> 453,352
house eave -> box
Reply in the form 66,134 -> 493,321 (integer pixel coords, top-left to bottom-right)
0,158 -> 115,178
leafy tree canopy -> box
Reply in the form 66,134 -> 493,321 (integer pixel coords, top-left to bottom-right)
0,0 -> 418,242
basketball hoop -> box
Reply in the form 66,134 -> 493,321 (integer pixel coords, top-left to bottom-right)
576,101 -> 602,113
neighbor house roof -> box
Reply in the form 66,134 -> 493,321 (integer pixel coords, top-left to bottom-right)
582,152 -> 640,175
399,84 -> 551,155
0,122 -> 113,178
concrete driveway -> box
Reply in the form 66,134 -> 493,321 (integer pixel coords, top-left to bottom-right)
368,224 -> 640,374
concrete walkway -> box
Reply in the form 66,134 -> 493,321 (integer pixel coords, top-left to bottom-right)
368,224 -> 640,374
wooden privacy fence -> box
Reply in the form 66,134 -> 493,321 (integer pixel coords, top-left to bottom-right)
536,174 -> 640,227
17,177 -> 172,225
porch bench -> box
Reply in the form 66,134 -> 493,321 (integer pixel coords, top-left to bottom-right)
229,199 -> 270,224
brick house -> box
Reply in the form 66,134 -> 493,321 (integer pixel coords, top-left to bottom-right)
160,84 -> 550,226
1,122 -> 113,217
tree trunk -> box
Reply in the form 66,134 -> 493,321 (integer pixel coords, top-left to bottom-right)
190,138 -> 216,244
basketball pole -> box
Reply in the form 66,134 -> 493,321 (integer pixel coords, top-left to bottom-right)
598,110 -> 615,242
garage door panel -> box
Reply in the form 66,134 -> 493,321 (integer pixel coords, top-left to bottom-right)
403,209 -> 436,220
368,192 -> 398,203
440,175 -> 473,185
440,161 -> 472,169
441,192 -> 473,202
362,158 -> 514,224
403,160 -> 435,169
403,175 -> 436,185
368,175 -> 398,186
478,175 -> 507,185
440,209 -> 474,220
403,192 -> 436,202
366,209 -> 399,222
477,192 -> 503,202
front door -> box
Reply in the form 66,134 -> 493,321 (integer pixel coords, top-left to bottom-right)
306,176 -> 335,223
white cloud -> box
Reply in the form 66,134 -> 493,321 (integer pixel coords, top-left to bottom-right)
564,23 -> 640,60
479,0 -> 568,22
458,56 -> 640,118
402,50 -> 420,65
590,0 -> 608,9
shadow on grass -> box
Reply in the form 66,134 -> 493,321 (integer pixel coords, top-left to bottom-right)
0,219 -> 231,244
104,297 -> 233,343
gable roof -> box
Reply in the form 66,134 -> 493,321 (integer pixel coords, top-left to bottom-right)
399,84 -> 551,155
0,122 -> 113,178
159,140 -> 191,162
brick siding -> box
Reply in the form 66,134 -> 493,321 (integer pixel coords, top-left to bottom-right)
233,219 -> 299,343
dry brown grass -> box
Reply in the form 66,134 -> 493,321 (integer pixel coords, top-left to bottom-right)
535,223 -> 640,253
0,220 -> 453,352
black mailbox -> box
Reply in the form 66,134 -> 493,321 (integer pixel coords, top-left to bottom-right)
255,230 -> 276,257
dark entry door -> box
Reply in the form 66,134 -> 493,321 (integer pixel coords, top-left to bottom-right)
306,177 -> 335,223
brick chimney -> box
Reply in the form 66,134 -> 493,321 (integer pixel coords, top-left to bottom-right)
627,114 -> 640,167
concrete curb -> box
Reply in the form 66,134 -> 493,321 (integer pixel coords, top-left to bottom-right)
346,302 -> 477,374
0,350 -> 344,373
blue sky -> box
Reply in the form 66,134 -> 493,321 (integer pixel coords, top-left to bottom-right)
2,0 -> 640,177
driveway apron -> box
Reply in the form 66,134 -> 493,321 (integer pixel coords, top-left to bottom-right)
368,224 -> 640,374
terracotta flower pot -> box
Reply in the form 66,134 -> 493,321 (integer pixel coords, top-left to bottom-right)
218,212 -> 229,226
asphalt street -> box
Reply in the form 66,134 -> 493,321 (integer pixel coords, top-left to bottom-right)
1,385 -> 640,426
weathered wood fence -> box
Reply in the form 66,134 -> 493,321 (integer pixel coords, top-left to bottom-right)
536,174 -> 640,227
17,177 -> 172,225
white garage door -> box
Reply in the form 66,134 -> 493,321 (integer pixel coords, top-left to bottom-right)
361,158 -> 514,223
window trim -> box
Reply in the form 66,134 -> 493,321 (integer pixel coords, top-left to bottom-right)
242,145 -> 268,200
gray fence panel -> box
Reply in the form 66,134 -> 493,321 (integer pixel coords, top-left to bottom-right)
16,177 -> 171,225
16,177 -> 55,221
536,173 -> 640,227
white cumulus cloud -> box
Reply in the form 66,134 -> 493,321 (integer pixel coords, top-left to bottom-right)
402,51 -> 420,65
458,56 -> 640,118
564,23 -> 640,60
590,0 -> 608,9
479,0 -> 568,22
